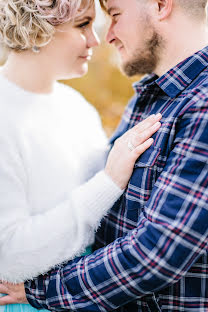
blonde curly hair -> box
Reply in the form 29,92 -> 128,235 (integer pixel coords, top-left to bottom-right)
0,0 -> 93,51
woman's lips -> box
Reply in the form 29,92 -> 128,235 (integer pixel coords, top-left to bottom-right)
79,55 -> 92,61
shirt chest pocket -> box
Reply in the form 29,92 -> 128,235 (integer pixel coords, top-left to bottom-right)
126,146 -> 161,211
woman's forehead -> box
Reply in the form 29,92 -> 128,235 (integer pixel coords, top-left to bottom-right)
75,1 -> 95,20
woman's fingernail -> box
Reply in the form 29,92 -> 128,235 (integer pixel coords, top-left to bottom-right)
155,113 -> 162,119
154,122 -> 161,128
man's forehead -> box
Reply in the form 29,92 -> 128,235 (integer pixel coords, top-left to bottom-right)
105,0 -> 137,12
106,0 -> 125,15
106,0 -> 119,9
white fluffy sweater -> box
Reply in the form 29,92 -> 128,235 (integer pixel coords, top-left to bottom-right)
0,73 -> 123,283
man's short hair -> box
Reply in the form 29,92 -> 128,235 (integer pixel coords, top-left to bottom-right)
99,0 -> 208,18
99,0 -> 106,11
176,0 -> 207,18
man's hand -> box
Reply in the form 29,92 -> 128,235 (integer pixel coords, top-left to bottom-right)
0,281 -> 28,305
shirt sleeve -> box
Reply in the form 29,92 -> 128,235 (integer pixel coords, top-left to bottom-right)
25,99 -> 208,311
0,134 -> 123,283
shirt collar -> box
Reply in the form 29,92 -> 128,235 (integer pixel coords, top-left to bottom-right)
156,45 -> 208,98
133,73 -> 158,95
133,45 -> 208,99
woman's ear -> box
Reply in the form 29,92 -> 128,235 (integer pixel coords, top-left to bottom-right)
156,0 -> 173,20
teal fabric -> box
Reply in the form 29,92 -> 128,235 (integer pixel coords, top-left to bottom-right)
0,303 -> 48,312
0,295 -> 48,312
81,245 -> 92,256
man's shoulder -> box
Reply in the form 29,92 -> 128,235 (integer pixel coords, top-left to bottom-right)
186,68 -> 208,101
178,68 -> 208,113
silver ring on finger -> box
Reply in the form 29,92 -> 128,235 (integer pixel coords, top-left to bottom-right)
127,141 -> 136,151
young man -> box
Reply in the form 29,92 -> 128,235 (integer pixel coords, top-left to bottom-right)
1,0 -> 208,311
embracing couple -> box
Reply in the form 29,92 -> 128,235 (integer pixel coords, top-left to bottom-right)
0,0 -> 208,311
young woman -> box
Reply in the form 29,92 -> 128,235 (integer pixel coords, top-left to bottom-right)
0,0 -> 161,311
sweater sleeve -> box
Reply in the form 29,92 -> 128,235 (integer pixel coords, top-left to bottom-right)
0,136 -> 123,283
77,100 -> 110,181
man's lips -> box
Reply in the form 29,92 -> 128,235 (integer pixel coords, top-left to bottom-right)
116,45 -> 124,52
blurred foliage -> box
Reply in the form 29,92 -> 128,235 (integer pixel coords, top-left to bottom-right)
63,42 -> 141,137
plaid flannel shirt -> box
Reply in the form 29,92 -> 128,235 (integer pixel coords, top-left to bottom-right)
25,46 -> 208,312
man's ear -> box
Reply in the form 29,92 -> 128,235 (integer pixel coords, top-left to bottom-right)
156,0 -> 173,20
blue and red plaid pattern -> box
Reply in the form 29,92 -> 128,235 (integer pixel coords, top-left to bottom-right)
25,46 -> 208,312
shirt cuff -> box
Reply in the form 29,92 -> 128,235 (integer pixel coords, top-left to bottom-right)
25,278 -> 48,310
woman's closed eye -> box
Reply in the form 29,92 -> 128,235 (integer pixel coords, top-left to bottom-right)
77,21 -> 90,28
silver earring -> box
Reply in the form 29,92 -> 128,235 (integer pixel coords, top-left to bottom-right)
32,46 -> 40,53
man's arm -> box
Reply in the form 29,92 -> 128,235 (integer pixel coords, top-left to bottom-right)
25,101 -> 208,311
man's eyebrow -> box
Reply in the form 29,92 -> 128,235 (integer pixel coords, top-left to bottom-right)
107,6 -> 119,15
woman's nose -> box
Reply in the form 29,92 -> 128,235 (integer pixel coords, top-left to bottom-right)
87,28 -> 100,48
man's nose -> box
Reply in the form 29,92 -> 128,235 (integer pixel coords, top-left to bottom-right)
106,24 -> 115,44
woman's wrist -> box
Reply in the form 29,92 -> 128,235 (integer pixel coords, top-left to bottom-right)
104,168 -> 126,190
71,170 -> 123,227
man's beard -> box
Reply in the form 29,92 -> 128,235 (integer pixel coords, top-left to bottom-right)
122,30 -> 164,77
